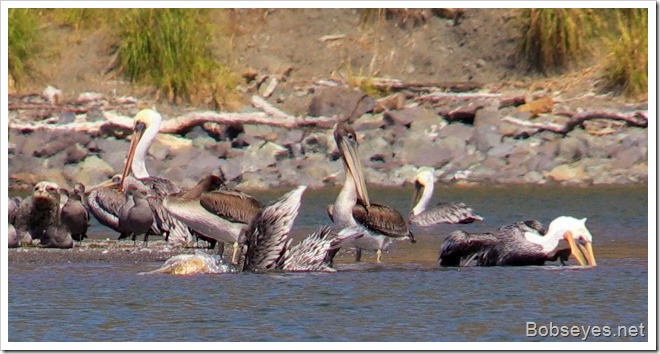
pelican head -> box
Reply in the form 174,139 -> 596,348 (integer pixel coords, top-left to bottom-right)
333,123 -> 369,206
120,109 -> 163,192
411,166 -> 435,216
547,216 -> 596,266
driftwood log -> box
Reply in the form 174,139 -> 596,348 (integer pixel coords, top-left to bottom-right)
9,95 -> 340,135
502,110 -> 648,135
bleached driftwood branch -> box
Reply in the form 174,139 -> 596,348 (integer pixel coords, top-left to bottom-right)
502,110 -> 648,135
9,96 -> 340,134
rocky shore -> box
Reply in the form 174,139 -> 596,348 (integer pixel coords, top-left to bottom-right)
8,83 -> 648,193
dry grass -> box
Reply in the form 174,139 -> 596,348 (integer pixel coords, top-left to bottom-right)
602,9 -> 648,98
516,9 -> 601,73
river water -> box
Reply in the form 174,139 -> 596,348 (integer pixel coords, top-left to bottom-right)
7,185 -> 649,343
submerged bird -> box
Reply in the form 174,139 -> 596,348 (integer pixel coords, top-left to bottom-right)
60,183 -> 90,243
438,216 -> 597,267
118,184 -> 155,246
13,181 -> 62,245
119,109 -> 196,246
409,167 -> 483,227
328,123 -> 414,263
240,185 -> 362,273
163,174 -> 262,264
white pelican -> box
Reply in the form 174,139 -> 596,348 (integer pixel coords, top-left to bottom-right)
439,216 -> 597,267
119,109 -> 195,246
409,167 -> 483,226
329,123 -> 414,263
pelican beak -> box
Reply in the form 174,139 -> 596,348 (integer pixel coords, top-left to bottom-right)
86,178 -> 118,192
411,181 -> 424,212
563,232 -> 597,266
340,136 -> 370,206
120,122 -> 146,193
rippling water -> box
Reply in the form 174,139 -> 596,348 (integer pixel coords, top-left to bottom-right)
8,185 -> 649,343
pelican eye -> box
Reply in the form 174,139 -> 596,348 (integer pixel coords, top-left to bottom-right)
135,121 -> 146,131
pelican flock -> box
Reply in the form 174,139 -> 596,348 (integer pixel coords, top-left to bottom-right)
8,108 -> 598,271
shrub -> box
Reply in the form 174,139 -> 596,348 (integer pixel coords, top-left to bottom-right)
8,8 -> 40,87
117,9 -> 233,104
602,9 -> 648,98
517,9 -> 600,73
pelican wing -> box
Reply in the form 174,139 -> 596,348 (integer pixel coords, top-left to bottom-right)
438,230 -> 500,267
86,188 -> 126,232
199,190 -> 262,224
410,202 -> 483,226
241,186 -> 305,272
283,225 -> 363,272
352,203 -> 412,239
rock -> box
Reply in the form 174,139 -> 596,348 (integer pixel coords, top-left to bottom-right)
375,92 -> 407,113
557,136 -> 588,163
353,114 -> 386,130
217,158 -> 244,182
74,156 -> 115,187
97,138 -> 130,171
58,111 -> 77,124
64,144 -> 88,164
438,123 -> 474,142
32,131 -> 91,158
487,142 -> 515,158
546,164 -> 588,183
360,136 -> 393,164
516,96 -> 554,116
77,92 -> 104,102
522,171 -> 544,184
404,107 -> 444,131
524,154 -> 557,173
473,107 -> 500,128
302,132 -> 334,155
308,87 -> 376,120
399,132 -> 454,168
241,141 -> 289,173
611,146 -> 645,169
384,109 -> 415,126
470,125 -> 501,153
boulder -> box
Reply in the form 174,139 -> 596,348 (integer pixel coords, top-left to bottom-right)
64,144 -> 88,164
546,164 -> 588,183
473,107 -> 500,128
557,136 -> 588,163
308,87 -> 376,120
74,156 -> 115,187
353,113 -> 386,130
438,123 -> 474,142
611,146 -> 646,170
469,125 -> 501,153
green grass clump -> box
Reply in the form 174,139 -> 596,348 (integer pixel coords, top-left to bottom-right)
603,9 -> 648,98
517,9 -> 600,73
117,9 -> 230,104
8,8 -> 40,88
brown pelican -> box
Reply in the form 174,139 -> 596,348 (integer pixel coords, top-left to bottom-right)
329,123 -> 414,263
13,181 -> 62,245
60,183 -> 89,243
163,174 -> 262,264
409,167 -> 483,226
119,184 -> 155,246
119,109 -> 195,246
85,175 -> 126,234
439,216 -> 597,267
240,185 -> 362,272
